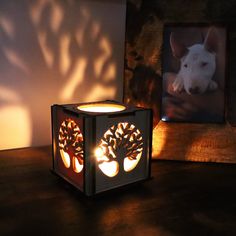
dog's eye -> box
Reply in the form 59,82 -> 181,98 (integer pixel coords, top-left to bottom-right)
184,64 -> 188,68
201,62 -> 208,67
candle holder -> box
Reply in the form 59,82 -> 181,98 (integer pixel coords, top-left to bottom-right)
51,101 -> 152,196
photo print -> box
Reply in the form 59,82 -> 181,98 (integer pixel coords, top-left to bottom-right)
162,24 -> 226,123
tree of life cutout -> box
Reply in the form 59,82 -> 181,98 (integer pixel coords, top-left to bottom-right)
58,119 -> 84,173
95,122 -> 143,177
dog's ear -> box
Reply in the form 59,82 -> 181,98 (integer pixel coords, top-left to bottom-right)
170,33 -> 188,58
204,27 -> 218,53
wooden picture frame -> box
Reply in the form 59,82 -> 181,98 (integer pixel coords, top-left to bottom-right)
124,1 -> 236,163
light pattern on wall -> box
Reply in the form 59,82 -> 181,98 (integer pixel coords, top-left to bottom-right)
0,86 -> 32,150
95,122 -> 143,177
58,119 -> 84,173
0,0 -> 125,150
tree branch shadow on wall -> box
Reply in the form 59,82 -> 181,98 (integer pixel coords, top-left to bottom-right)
0,0 -> 121,149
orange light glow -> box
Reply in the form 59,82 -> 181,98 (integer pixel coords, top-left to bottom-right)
94,36 -> 112,78
95,147 -> 104,158
0,102 -> 32,150
95,122 -> 143,177
73,157 -> 83,173
77,103 -> 126,113
0,0 -> 125,151
0,15 -> 15,39
58,119 -> 84,172
59,58 -> 87,101
2,47 -> 30,75
98,161 -> 119,178
50,2 -> 64,33
124,152 -> 142,172
152,122 -> 167,157
59,149 -> 70,168
38,30 -> 54,68
83,84 -> 116,102
59,33 -> 71,75
94,146 -> 119,177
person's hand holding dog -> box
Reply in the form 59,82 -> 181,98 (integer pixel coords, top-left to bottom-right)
163,72 -> 224,120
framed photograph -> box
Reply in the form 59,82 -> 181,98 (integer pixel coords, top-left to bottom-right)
124,1 -> 236,163
161,24 -> 227,123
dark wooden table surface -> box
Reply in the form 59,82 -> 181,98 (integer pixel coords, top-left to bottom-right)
0,146 -> 236,236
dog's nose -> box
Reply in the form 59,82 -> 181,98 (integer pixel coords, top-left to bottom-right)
189,86 -> 200,94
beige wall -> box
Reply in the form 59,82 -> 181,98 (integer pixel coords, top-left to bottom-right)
0,0 -> 126,150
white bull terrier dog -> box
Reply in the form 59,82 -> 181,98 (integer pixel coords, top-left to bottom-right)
170,28 -> 218,95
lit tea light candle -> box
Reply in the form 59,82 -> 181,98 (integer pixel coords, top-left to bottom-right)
77,103 -> 126,113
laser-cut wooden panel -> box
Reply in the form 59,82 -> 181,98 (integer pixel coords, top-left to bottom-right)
58,119 -> 84,173
95,122 -> 144,177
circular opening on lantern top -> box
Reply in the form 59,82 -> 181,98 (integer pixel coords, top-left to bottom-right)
77,103 -> 126,113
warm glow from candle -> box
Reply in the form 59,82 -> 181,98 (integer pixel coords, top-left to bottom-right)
73,157 -> 83,173
77,103 -> 126,113
95,147 -> 104,158
124,152 -> 142,172
98,161 -> 119,177
94,122 -> 143,177
58,119 -> 84,173
59,149 -> 70,168
94,147 -> 119,177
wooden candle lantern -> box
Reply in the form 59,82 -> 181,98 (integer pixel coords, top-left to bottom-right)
51,101 -> 152,196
